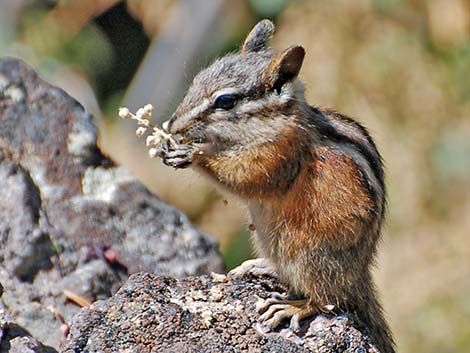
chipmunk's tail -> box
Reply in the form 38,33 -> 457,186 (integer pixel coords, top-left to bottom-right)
356,290 -> 396,353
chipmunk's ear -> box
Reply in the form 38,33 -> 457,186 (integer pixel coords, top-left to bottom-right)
241,19 -> 275,53
265,45 -> 305,93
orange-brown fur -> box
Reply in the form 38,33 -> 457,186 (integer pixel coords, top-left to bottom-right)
253,143 -> 378,300
195,124 -> 304,198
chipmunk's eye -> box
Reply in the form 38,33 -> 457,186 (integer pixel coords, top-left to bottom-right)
213,94 -> 238,110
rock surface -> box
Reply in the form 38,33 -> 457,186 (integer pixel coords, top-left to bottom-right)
64,272 -> 380,353
0,305 -> 57,353
0,57 -> 223,351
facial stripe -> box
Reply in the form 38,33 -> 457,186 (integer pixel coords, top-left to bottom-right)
236,84 -> 298,117
212,87 -> 242,99
170,99 -> 211,133
172,80 -> 302,135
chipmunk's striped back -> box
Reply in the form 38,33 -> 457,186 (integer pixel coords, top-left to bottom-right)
308,106 -> 386,217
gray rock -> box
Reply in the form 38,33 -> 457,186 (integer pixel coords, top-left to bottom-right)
0,305 -> 57,353
0,57 -> 223,350
64,272 -> 380,353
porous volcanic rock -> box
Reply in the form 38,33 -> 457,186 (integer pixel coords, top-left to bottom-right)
0,57 -> 223,351
64,272 -> 380,353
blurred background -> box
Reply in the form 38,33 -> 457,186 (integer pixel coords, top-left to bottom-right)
0,0 -> 468,352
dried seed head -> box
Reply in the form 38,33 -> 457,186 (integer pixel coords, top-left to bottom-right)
143,104 -> 154,114
118,107 -> 131,119
137,119 -> 150,127
119,105 -> 179,160
136,127 -> 147,136
146,134 -> 162,146
136,108 -> 146,119
148,148 -> 159,158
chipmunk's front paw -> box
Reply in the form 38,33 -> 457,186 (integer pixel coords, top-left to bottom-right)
228,258 -> 278,279
159,140 -> 196,169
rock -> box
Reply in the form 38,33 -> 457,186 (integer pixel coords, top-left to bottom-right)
64,272 -> 380,353
0,57 -> 223,350
0,306 -> 57,353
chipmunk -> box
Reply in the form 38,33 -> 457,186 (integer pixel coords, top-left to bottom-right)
159,20 -> 395,353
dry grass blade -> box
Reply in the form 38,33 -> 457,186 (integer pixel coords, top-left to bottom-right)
63,289 -> 93,307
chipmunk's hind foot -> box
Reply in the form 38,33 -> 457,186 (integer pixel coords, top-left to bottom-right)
257,295 -> 316,332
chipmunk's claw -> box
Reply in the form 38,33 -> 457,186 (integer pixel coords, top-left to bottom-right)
257,296 -> 315,332
159,140 -> 196,169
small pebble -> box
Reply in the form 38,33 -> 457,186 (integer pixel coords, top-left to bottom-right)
103,248 -> 119,263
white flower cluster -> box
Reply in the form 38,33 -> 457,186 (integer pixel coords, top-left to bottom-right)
119,104 -> 175,158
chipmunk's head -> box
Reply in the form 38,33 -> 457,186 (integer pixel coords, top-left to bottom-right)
167,20 -> 305,156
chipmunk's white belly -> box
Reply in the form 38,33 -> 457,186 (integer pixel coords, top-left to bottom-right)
247,201 -> 280,261
247,200 -> 307,295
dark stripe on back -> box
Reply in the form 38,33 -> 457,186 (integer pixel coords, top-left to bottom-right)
309,106 -> 385,192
